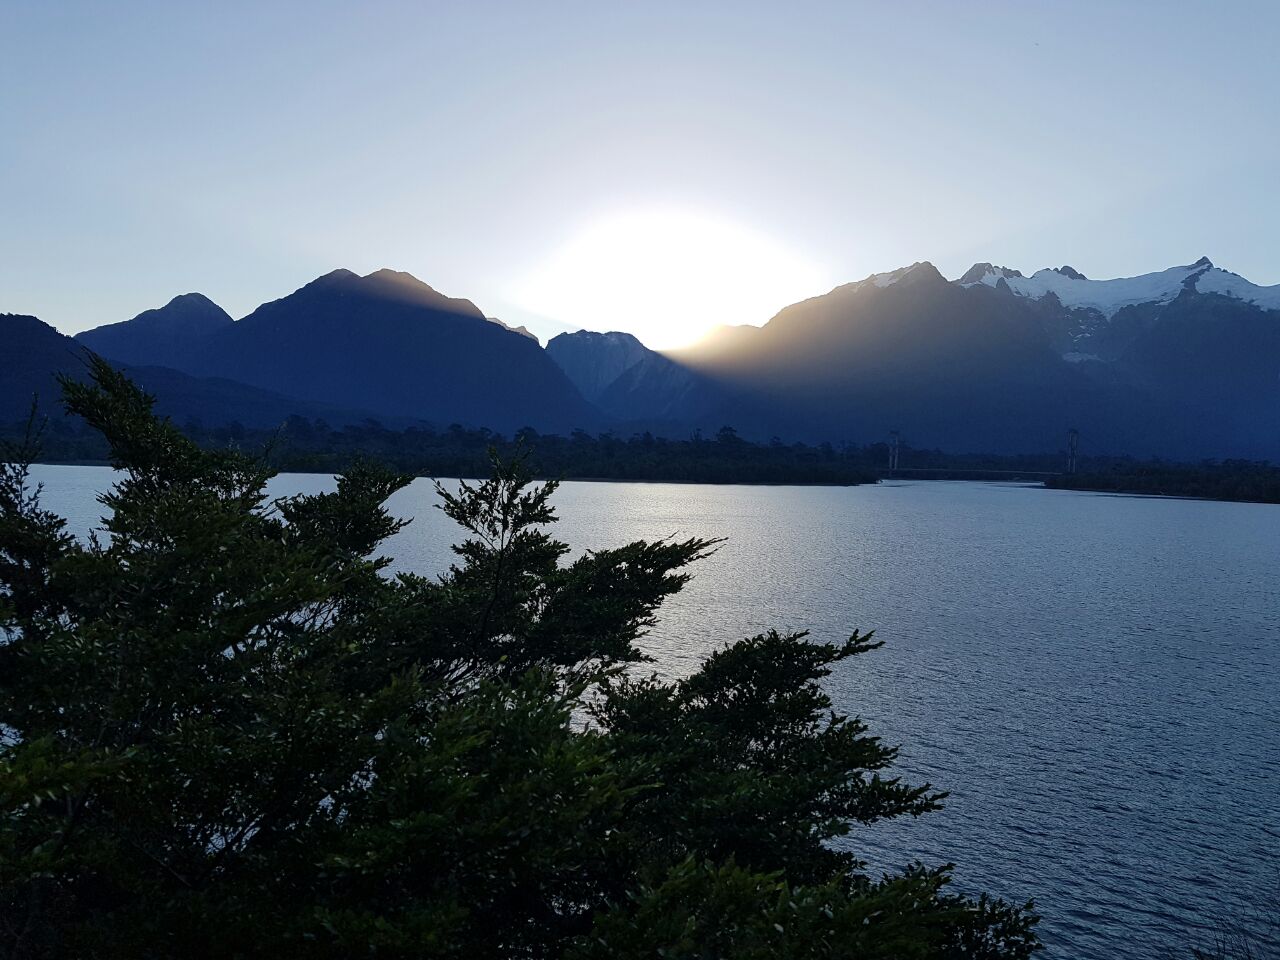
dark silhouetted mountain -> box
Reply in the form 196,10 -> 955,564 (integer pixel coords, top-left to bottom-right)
546,331 -> 651,401
595,350 -> 735,425
3,314 -> 84,420
2,313 -> 373,429
486,317 -> 539,342
72,270 -> 598,432
952,257 -> 1280,455
665,262 -> 1124,452
546,330 -> 741,428
1101,289 -> 1280,457
26,256 -> 1280,459
76,293 -> 232,368
163,269 -> 598,433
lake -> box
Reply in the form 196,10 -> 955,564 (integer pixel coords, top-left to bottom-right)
28,465 -> 1280,959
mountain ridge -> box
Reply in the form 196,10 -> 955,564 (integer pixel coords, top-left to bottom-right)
76,293 -> 233,369
4,313 -> 379,429
16,256 -> 1280,459
73,268 -> 598,434
570,255 -> 1278,458
955,255 -> 1280,316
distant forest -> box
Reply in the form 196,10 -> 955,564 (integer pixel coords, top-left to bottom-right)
1046,461 -> 1280,504
8,415 -> 882,485
7,413 -> 1279,501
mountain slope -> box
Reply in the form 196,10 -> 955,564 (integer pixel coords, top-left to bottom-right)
697,262 -> 1126,451
666,324 -> 761,368
2,313 -> 372,429
172,269 -> 598,432
660,258 -> 1279,457
76,293 -> 233,368
546,329 -> 741,428
957,257 -> 1280,370
546,331 -> 651,402
35,256 -> 1280,458
1092,289 -> 1280,458
958,256 -> 1280,317
487,317 -> 539,342
595,350 -> 736,425
2,314 -> 85,420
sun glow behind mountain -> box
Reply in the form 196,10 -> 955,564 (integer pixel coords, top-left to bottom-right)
514,209 -> 828,350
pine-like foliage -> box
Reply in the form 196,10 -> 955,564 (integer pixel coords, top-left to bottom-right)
0,359 -> 1038,958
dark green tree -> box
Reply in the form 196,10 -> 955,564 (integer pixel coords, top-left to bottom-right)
0,359 -> 1038,958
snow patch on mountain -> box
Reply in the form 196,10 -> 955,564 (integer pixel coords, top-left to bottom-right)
864,262 -> 938,288
1194,268 -> 1280,311
957,262 -> 1024,285
958,257 -> 1280,316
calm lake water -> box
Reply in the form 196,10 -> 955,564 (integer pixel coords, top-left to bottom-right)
29,465 -> 1280,960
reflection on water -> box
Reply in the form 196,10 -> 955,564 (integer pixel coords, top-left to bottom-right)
31,466 -> 1280,959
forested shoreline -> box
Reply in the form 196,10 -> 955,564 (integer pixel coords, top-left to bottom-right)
8,413 -> 1278,502
3,414 -> 1057,486
1046,461 -> 1280,504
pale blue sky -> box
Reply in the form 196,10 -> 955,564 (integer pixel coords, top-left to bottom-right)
3,0 -> 1278,345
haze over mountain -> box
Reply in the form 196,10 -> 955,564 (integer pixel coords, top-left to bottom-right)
649,261 -> 1121,453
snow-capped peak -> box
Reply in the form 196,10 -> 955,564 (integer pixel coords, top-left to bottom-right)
957,257 -> 1280,316
957,263 -> 1025,285
862,261 -> 941,288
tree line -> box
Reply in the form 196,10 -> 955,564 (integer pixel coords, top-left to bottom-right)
7,406 -> 1277,502
1046,460 -> 1280,504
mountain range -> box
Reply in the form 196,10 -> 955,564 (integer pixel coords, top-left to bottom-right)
5,257 -> 1277,459
67,268 -> 596,433
554,257 -> 1280,458
1,312 -> 369,429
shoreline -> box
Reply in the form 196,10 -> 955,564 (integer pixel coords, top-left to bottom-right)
29,461 -> 1280,505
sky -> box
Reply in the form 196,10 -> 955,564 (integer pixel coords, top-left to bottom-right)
2,0 -> 1278,349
